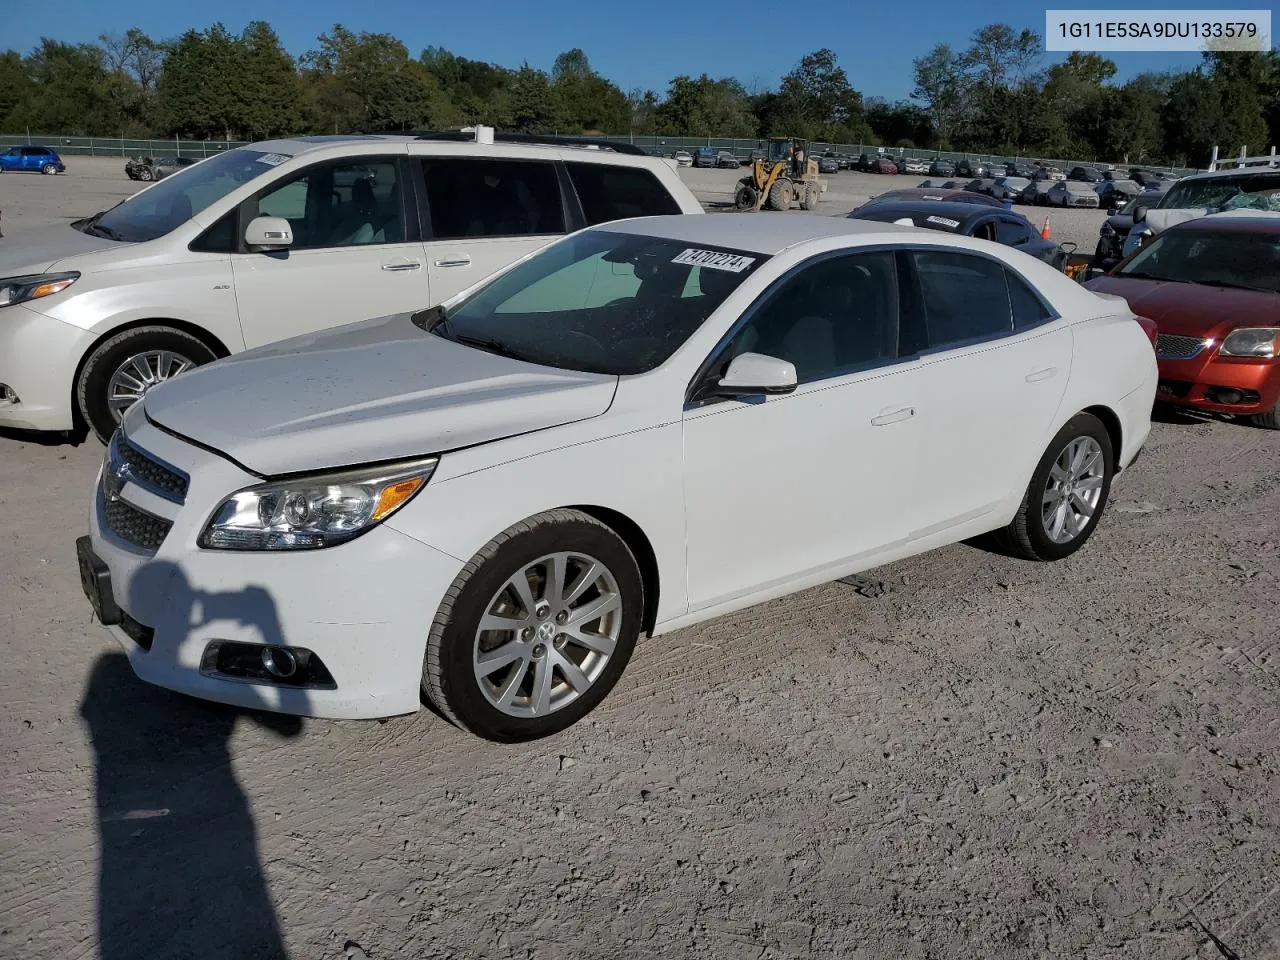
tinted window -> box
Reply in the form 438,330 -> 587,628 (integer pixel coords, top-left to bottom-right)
253,159 -> 402,249
912,251 -> 1012,349
566,162 -> 682,225
1006,268 -> 1052,330
727,252 -> 899,383
1119,229 -> 1280,292
421,158 -> 564,240
436,231 -> 764,375
995,217 -> 1032,245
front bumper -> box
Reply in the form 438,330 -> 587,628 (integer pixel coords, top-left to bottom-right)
1156,351 -> 1279,415
0,303 -> 94,431
81,416 -> 465,719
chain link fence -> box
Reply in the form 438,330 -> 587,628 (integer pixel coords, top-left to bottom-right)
0,132 -> 1198,178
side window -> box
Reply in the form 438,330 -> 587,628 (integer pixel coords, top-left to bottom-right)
190,210 -> 238,254
1005,268 -> 1053,331
912,251 -> 1012,349
726,251 -> 899,384
995,217 -> 1032,246
22,147 -> 42,157
565,162 -> 682,224
420,158 -> 564,240
252,158 -> 402,250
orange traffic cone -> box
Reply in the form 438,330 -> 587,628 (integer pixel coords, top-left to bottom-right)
1041,215 -> 1051,240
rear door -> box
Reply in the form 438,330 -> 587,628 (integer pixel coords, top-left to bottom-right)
902,249 -> 1072,539
417,156 -> 569,305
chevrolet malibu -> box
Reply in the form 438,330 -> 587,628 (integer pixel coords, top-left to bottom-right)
77,215 -> 1157,742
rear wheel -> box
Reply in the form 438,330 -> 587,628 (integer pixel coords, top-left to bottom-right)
76,326 -> 217,443
996,413 -> 1114,561
423,509 -> 643,742
42,163 -> 57,175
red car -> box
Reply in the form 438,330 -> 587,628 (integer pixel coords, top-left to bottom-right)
872,157 -> 898,175
1086,214 -> 1280,428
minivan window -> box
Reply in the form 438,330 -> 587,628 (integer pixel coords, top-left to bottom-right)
565,162 -> 682,225
421,158 -> 564,240
87,149 -> 288,243
433,230 -> 765,375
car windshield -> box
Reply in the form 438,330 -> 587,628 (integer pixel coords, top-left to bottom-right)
430,230 -> 767,375
1158,173 -> 1280,213
86,148 -> 288,242
1118,229 -> 1280,292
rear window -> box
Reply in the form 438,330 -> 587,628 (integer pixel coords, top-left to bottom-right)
565,162 -> 682,226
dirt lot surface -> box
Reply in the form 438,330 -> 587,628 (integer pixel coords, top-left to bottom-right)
0,154 -> 1108,252
2,154 -> 1278,960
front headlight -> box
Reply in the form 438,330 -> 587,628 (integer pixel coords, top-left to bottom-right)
1219,328 -> 1280,359
198,457 -> 438,551
0,271 -> 79,308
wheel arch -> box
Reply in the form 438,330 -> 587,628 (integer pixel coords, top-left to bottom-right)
1081,404 -> 1122,469
70,318 -> 233,427
567,504 -> 661,637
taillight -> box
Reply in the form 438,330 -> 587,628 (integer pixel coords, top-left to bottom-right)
1135,315 -> 1158,349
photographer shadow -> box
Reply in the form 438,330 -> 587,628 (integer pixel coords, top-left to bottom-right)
80,560 -> 306,960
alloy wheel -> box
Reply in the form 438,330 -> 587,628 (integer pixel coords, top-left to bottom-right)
1041,436 -> 1106,543
106,350 -> 195,422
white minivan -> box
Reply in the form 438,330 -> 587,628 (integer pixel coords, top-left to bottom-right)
0,133 -> 702,442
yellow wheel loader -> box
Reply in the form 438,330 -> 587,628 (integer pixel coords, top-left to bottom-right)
733,137 -> 828,212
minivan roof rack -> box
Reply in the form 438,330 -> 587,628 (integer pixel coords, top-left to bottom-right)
398,129 -> 651,156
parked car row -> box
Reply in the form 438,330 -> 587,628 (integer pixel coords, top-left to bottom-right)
5,129 -> 1270,748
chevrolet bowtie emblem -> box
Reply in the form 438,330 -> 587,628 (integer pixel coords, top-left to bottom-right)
103,456 -> 130,503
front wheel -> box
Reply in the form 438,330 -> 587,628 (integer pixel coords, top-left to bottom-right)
995,412 -> 1114,561
423,509 -> 643,742
138,167 -> 153,181
1251,399 -> 1280,429
76,326 -> 217,443
733,181 -> 759,211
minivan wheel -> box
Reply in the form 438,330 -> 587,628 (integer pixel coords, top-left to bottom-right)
423,509 -> 643,743
77,326 -> 217,443
996,412 -> 1114,561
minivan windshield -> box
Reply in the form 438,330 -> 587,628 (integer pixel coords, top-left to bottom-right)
431,230 -> 767,375
1159,172 -> 1280,213
84,148 -> 290,242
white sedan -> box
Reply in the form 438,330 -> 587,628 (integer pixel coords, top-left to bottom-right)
77,215 -> 1157,742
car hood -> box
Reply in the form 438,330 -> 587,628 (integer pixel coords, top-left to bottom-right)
1084,276 -> 1280,336
0,223 -> 121,275
141,313 -> 620,476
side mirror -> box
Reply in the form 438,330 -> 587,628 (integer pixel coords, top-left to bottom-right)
715,352 -> 798,397
1130,203 -> 1149,224
245,215 -> 293,251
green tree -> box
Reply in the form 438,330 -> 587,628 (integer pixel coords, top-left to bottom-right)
0,50 -> 33,132
17,39 -> 119,135
238,22 -> 304,139
911,44 -> 965,145
507,64 -> 561,133
550,48 -> 628,133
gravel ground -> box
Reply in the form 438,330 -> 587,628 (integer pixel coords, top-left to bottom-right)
0,155 -> 1108,253
2,154 -> 1278,960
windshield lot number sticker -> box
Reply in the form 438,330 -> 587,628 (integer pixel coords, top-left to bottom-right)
926,215 -> 961,228
672,248 -> 756,272
256,153 -> 292,166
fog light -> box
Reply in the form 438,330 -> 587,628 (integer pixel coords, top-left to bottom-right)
0,384 -> 17,404
261,645 -> 298,678
200,641 -> 337,689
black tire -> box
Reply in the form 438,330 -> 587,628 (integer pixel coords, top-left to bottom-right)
42,163 -> 58,175
1251,400 -> 1280,429
76,326 -> 218,444
733,181 -> 758,212
767,178 -> 792,211
995,412 -> 1114,562
422,509 -> 644,742
138,167 -> 153,181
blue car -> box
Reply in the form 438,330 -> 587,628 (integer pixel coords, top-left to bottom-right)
0,145 -> 66,174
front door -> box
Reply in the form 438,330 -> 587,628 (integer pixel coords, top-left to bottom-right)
682,251 -> 922,610
417,156 -> 569,305
230,156 -> 431,349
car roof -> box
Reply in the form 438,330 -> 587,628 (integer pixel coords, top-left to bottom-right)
596,212 -> 996,255
1167,212 -> 1280,235
850,200 -> 1009,228
863,188 -> 1005,207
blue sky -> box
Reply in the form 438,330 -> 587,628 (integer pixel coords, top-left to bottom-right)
6,0 -> 1214,101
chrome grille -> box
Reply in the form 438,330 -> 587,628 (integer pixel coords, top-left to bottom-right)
103,498 -> 172,551
113,434 -> 189,503
1156,333 -> 1207,360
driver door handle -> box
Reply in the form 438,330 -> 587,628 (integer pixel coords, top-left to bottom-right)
381,260 -> 421,272
871,405 -> 914,426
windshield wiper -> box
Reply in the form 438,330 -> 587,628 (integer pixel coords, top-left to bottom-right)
86,222 -> 125,241
1192,278 -> 1274,294
450,333 -> 530,362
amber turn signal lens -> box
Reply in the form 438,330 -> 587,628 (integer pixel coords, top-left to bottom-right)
371,477 -> 426,521
30,278 -> 76,299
